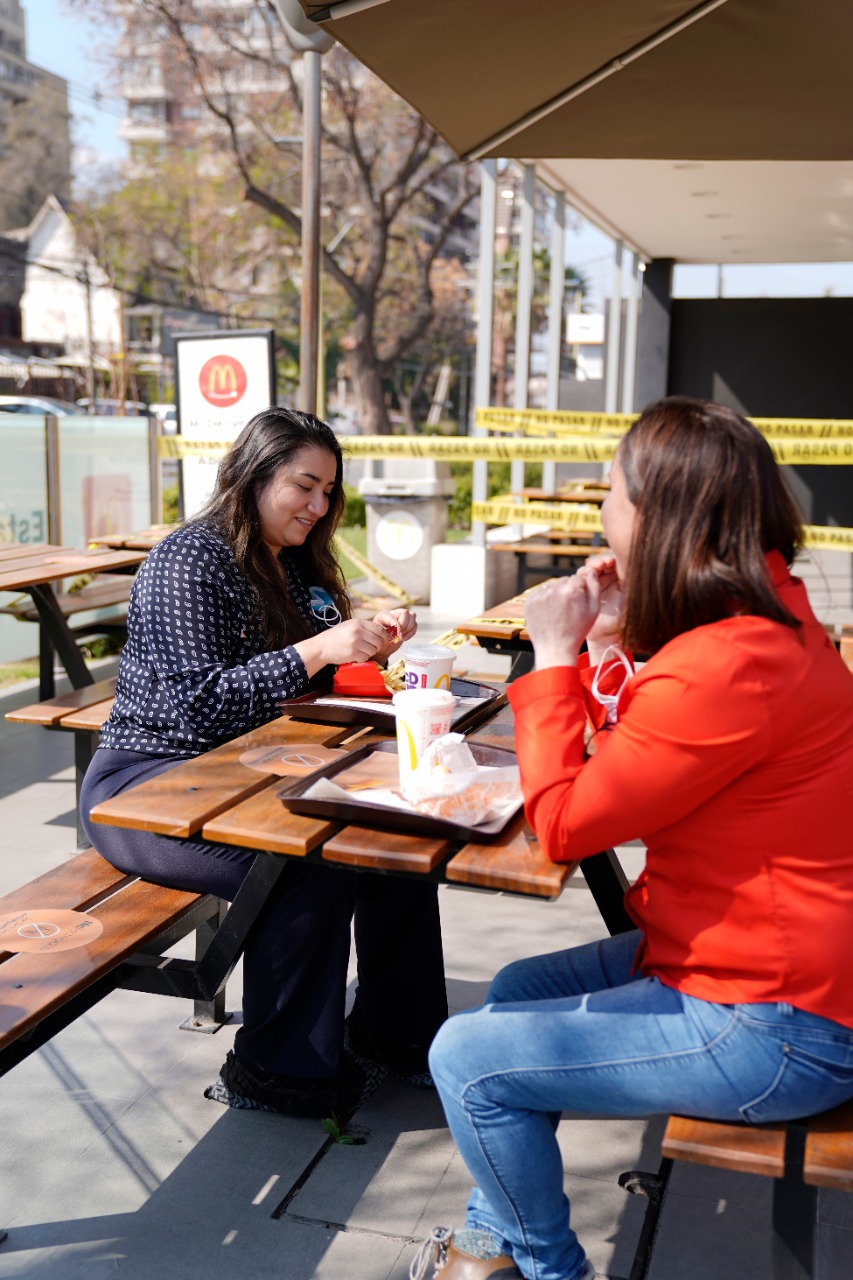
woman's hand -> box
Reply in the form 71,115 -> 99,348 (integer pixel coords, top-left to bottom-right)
525,572 -> 604,671
293,617 -> 389,676
577,555 -> 624,663
371,607 -> 417,662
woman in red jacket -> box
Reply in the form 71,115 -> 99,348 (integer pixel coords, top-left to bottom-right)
414,398 -> 853,1280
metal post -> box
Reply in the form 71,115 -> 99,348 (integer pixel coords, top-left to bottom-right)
621,252 -> 641,415
148,416 -> 162,525
604,240 -> 624,414
544,189 -> 565,493
299,48 -> 322,415
472,159 -> 497,549
511,164 -> 535,523
82,266 -> 97,412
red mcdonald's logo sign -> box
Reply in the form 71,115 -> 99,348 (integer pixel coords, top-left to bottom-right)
199,354 -> 248,407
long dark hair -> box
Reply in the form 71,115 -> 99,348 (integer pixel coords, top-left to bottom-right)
194,407 -> 350,649
617,396 -> 804,655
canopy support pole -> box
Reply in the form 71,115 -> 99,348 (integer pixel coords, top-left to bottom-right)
472,159 -> 497,550
511,163 -> 535,531
543,189 -> 565,494
621,251 -> 641,415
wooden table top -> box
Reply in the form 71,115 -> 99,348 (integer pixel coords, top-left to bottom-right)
456,586 -> 540,645
88,525 -> 177,552
0,545 -> 146,592
513,486 -> 610,504
89,702 -> 573,899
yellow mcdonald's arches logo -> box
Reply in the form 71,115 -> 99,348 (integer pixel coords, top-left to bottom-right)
199,354 -> 248,407
397,720 -> 419,771
434,673 -> 451,689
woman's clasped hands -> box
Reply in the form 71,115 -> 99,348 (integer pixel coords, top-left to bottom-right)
525,554 -> 623,671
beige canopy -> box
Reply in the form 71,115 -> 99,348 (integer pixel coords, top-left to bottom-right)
298,0 -> 852,163
298,0 -> 853,262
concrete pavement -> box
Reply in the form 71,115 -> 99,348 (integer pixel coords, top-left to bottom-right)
1,632 -> 851,1279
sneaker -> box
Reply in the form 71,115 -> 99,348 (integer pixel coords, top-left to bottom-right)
204,1049 -> 382,1120
409,1226 -> 522,1280
344,1009 -> 435,1088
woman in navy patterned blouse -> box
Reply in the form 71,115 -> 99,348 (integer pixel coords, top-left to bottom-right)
81,408 -> 447,1118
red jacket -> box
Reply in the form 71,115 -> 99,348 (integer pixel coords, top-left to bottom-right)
508,553 -> 853,1028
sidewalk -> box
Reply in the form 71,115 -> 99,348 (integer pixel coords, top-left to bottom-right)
0,639 -> 851,1279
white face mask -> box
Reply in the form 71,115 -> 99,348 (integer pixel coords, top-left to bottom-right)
590,644 -> 634,725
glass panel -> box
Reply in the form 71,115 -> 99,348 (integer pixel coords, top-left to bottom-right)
0,414 -> 49,663
57,415 -> 151,547
0,414 -> 48,545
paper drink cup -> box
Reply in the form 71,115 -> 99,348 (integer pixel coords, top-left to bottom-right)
403,642 -> 455,692
392,688 -> 455,790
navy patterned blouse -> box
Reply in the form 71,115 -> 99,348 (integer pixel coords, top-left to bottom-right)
99,522 -> 338,757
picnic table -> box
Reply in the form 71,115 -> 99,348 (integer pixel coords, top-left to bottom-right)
88,524 -> 177,552
0,542 -> 146,697
511,482 -> 610,504
457,586 -> 538,680
88,698 -> 633,935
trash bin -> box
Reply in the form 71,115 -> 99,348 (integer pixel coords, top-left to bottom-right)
358,459 -> 454,604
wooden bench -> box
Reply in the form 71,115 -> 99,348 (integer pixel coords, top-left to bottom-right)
6,679 -> 117,846
622,1107 -> 853,1280
0,574 -> 132,697
490,531 -> 603,593
0,847 -> 238,1084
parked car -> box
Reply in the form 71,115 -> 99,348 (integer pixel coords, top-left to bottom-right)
0,395 -> 81,415
75,398 -> 149,416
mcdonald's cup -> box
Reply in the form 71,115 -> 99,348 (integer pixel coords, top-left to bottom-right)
402,643 -> 455,692
392,689 -> 455,794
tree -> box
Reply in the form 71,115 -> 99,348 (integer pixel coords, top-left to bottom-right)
73,0 -> 481,432
0,83 -> 72,231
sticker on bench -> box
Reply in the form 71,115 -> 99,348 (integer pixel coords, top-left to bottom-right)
0,908 -> 104,953
239,743 -> 348,777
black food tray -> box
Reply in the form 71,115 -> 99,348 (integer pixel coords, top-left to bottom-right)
278,676 -> 506,734
278,739 -> 520,842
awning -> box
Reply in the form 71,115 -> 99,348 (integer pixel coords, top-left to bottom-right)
299,0 -> 853,262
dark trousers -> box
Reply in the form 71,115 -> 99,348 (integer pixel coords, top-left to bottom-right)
81,748 -> 448,1079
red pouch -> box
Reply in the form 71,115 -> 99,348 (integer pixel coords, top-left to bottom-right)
332,662 -> 392,698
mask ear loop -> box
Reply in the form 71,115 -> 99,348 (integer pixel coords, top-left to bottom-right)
590,645 -> 634,725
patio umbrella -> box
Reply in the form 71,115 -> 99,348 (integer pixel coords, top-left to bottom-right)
296,0 -> 853,164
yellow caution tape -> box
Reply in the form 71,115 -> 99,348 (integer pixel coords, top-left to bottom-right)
768,440 -> 853,464
475,407 -> 853,440
475,500 -> 853,554
802,525 -> 853,551
158,437 -> 231,458
473,500 -> 605,531
160,432 -> 853,464
333,533 -> 418,606
476,408 -> 632,434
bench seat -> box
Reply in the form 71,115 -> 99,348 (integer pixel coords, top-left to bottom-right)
623,1109 -> 853,1278
0,849 -> 222,1075
0,573 -> 133,623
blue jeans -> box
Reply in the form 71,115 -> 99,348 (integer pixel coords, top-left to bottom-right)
428,931 -> 853,1280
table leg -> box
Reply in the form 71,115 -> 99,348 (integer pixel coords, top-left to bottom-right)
516,552 -> 527,596
771,1123 -> 817,1280
74,730 -> 99,850
29,583 -> 93,693
38,624 -> 55,700
581,848 -> 634,935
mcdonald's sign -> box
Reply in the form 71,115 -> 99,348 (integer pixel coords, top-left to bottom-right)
199,354 -> 248,407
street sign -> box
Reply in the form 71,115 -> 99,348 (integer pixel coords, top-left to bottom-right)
175,330 -> 276,517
